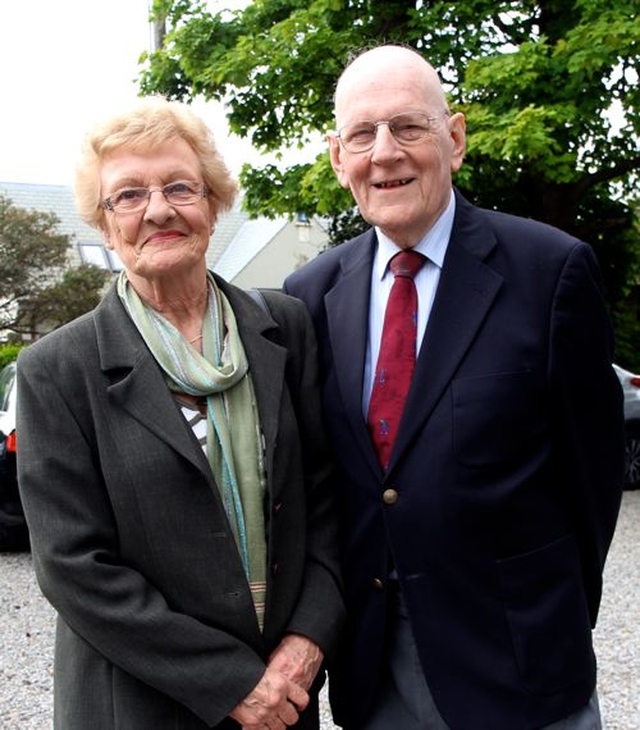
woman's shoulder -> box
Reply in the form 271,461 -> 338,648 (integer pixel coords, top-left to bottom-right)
250,288 -> 313,340
213,275 -> 314,343
19,309 -> 96,366
19,283 -> 122,367
252,288 -> 305,314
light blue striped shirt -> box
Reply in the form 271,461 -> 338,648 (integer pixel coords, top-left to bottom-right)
363,190 -> 456,416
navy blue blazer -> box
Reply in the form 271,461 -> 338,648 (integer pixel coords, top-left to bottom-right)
284,190 -> 624,729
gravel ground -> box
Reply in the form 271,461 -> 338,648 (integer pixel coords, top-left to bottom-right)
1,490 -> 638,729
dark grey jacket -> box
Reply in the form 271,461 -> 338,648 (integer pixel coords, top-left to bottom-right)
17,276 -> 344,729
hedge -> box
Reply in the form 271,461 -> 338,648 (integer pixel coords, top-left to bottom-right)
0,344 -> 25,369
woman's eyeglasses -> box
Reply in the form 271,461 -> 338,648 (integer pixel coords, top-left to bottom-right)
102,180 -> 208,214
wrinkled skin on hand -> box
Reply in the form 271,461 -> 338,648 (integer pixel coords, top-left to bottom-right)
268,634 -> 324,692
230,634 -> 324,729
230,665 -> 308,729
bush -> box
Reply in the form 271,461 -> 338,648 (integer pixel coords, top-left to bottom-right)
0,344 -> 25,369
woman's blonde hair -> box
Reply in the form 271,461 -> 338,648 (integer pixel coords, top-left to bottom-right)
75,97 -> 238,230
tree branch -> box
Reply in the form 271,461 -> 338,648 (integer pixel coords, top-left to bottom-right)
577,155 -> 640,196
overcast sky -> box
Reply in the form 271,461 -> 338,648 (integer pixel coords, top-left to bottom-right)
0,0 -> 266,187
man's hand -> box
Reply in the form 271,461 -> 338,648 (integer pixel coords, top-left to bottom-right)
229,665 -> 309,729
268,634 -> 324,692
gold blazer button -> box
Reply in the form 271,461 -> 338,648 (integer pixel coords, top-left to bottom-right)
382,488 -> 398,505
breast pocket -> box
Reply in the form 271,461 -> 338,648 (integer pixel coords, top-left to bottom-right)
452,371 -> 548,467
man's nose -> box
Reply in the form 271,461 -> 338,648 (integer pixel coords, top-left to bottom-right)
371,123 -> 402,159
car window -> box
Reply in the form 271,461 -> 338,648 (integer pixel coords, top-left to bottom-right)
0,365 -> 16,413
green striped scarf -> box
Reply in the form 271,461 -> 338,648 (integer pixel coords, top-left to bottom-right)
117,272 -> 267,629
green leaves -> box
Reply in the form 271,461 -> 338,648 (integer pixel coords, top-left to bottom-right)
138,0 -> 638,222
239,152 -> 352,219
138,0 -> 638,271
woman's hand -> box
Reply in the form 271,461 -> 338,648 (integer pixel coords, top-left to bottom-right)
268,634 -> 324,692
229,665 -> 309,729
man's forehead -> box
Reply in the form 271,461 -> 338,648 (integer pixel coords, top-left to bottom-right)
335,75 -> 432,123
335,53 -> 443,121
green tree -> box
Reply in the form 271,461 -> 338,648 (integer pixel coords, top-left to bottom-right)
16,264 -> 110,336
140,0 -> 638,219
139,0 -> 639,363
0,195 -> 110,338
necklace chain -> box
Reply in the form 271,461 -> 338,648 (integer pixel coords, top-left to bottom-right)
188,333 -> 202,344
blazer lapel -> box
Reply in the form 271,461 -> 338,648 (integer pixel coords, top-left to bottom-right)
389,194 -> 504,471
325,231 -> 382,478
93,286 -> 211,475
219,281 -> 287,480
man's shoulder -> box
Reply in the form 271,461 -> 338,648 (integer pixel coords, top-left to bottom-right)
460,194 -> 580,250
285,229 -> 373,292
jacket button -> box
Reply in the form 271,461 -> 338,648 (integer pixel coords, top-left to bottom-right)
382,488 -> 398,505
372,578 -> 385,591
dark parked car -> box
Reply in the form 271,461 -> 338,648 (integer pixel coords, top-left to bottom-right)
0,361 -> 29,550
613,363 -> 640,491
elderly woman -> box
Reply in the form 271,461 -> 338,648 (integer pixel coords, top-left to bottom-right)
16,98 -> 344,730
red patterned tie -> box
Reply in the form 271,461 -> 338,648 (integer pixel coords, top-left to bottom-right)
368,250 -> 425,470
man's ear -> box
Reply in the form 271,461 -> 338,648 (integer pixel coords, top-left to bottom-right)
448,112 -> 467,173
328,133 -> 351,190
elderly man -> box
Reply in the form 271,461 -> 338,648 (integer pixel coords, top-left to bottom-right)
284,44 -> 624,730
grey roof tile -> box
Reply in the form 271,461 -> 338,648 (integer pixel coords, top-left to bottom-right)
0,181 -> 100,243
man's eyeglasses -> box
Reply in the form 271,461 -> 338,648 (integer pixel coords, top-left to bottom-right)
102,180 -> 209,214
336,111 -> 449,154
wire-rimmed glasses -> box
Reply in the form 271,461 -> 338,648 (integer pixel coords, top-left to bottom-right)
336,110 -> 449,154
102,180 -> 209,214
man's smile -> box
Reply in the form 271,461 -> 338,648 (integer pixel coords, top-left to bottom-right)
373,178 -> 414,189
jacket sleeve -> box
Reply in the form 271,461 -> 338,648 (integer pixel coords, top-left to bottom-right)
548,241 -> 625,625
259,290 -> 345,660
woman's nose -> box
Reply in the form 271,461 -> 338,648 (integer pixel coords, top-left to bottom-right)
144,189 -> 176,222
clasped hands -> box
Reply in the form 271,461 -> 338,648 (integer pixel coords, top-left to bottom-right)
229,633 -> 324,729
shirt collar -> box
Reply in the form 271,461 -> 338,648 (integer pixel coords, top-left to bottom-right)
374,190 -> 455,280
